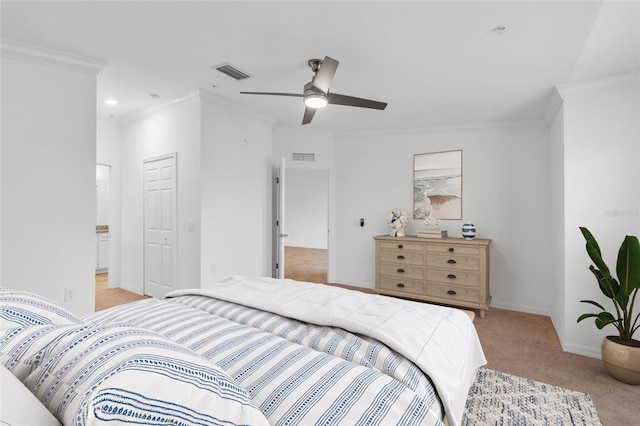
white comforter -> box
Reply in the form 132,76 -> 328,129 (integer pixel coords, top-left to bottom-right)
166,276 -> 486,426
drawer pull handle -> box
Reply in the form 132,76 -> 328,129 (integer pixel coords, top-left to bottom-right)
397,268 -> 405,273
397,255 -> 405,260
448,247 -> 454,252
447,259 -> 457,264
447,274 -> 456,279
397,283 -> 405,288
398,244 -> 404,249
447,290 -> 457,295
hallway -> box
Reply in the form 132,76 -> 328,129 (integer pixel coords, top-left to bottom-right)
95,273 -> 148,311
284,246 -> 327,284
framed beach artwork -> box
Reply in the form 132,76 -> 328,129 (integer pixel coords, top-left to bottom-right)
413,150 -> 462,220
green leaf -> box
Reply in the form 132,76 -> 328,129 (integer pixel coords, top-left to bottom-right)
577,313 -> 599,323
595,311 -> 617,329
617,236 -> 640,298
598,311 -> 616,322
581,227 -> 610,279
579,299 -> 607,311
589,266 -> 618,299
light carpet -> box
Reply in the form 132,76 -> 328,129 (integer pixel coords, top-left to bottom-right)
463,368 -> 602,426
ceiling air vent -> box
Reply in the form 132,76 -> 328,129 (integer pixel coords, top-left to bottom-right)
292,153 -> 315,162
213,63 -> 253,80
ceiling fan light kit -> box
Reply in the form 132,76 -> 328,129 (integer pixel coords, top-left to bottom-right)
303,93 -> 328,109
240,56 -> 387,125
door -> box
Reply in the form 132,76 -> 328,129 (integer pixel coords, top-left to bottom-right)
275,157 -> 287,278
143,154 -> 177,298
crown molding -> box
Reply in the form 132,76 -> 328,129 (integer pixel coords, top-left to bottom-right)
273,125 -> 335,138
337,118 -> 548,138
544,86 -> 565,124
0,38 -> 106,74
544,71 -> 639,124
556,70 -> 640,98
118,90 -> 201,125
199,88 -> 275,126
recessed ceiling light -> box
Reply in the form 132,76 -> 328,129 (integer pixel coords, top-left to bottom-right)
493,25 -> 508,34
105,99 -> 118,105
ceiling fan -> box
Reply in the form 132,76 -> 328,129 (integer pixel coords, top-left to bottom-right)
240,56 -> 387,125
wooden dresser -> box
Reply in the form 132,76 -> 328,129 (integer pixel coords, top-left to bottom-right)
374,235 -> 491,318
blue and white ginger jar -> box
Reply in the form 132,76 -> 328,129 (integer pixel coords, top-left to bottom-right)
462,222 -> 476,240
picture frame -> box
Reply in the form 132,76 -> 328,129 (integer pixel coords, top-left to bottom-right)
413,150 -> 462,220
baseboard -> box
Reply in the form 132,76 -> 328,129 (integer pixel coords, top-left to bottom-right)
561,342 -> 601,360
489,300 -> 551,317
119,283 -> 143,296
332,280 -> 375,291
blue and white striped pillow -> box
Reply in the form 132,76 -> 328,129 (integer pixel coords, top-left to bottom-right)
1,323 -> 269,426
0,288 -> 83,329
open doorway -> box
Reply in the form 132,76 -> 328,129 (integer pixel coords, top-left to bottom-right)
284,168 -> 329,284
96,164 -> 111,274
95,164 -> 111,309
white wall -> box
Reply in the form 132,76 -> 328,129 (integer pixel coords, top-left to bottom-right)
558,74 -> 640,358
0,40 -> 104,315
332,126 -> 553,315
200,90 -> 274,285
118,94 -> 201,293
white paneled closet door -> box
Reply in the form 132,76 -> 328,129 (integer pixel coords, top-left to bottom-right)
143,154 -> 177,298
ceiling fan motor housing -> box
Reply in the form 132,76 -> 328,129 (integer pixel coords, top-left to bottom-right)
303,81 -> 328,108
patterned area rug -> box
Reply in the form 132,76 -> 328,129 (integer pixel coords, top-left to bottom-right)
463,368 -> 602,425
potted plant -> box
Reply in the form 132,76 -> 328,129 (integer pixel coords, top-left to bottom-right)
578,227 -> 640,384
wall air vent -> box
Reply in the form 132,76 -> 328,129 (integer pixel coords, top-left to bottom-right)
292,153 -> 315,162
212,63 -> 253,80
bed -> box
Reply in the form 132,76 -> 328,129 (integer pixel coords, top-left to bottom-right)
1,276 -> 486,426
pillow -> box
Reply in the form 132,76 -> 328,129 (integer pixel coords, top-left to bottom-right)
0,325 -> 64,380
0,288 -> 83,329
1,323 -> 269,426
0,364 -> 61,426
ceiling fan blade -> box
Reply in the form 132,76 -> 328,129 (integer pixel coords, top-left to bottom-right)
240,91 -> 303,98
311,56 -> 339,94
302,106 -> 317,125
328,93 -> 387,110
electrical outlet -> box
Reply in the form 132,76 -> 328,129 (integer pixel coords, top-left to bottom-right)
210,263 -> 217,273
64,287 -> 76,302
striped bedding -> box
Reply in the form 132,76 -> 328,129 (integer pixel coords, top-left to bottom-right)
85,294 -> 446,426
2,277 -> 485,426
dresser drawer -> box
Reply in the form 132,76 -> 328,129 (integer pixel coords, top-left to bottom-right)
427,269 -> 480,287
379,249 -> 424,266
379,263 -> 425,280
378,276 -> 425,295
427,253 -> 480,271
427,244 -> 480,256
378,241 -> 425,252
426,283 -> 479,304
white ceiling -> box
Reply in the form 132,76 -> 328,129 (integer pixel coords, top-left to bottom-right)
1,1 -> 638,132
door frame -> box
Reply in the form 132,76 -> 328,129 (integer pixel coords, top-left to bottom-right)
274,162 -> 331,282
